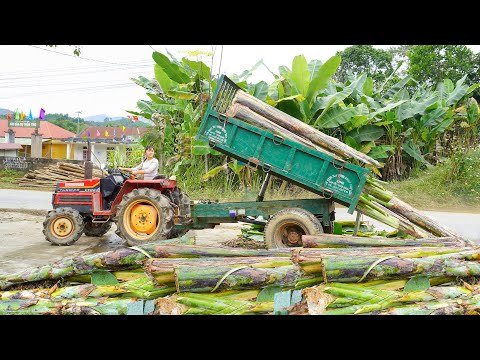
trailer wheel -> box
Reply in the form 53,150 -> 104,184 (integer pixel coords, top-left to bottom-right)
114,188 -> 174,246
43,208 -> 85,246
84,220 -> 112,237
264,208 -> 323,249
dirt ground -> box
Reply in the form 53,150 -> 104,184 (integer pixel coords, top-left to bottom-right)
0,210 -> 247,277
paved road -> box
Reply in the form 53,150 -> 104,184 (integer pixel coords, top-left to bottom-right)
0,189 -> 478,242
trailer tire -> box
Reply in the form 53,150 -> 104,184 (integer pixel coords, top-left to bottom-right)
264,208 -> 323,249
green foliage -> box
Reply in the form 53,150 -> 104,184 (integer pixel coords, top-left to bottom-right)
407,45 -> 480,89
91,270 -> 119,285
0,169 -> 25,183
335,45 -> 394,84
403,275 -> 430,293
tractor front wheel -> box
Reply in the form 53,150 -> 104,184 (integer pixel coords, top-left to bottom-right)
43,208 -> 85,246
114,188 -> 174,246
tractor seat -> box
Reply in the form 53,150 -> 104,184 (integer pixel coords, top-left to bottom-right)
153,174 -> 166,180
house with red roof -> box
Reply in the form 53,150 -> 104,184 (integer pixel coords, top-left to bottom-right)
0,119 -> 75,158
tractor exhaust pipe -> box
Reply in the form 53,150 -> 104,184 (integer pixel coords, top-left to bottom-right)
84,139 -> 93,179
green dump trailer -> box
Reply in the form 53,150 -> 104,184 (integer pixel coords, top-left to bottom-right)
181,75 -> 370,248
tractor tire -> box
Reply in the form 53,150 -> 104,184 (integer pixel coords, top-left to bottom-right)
43,208 -> 85,246
264,208 -> 323,249
84,220 -> 112,237
114,188 -> 174,246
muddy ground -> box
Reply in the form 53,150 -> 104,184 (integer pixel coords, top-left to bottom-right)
0,210 -> 246,276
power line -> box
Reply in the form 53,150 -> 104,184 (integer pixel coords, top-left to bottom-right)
28,45 -> 135,66
2,83 -> 138,98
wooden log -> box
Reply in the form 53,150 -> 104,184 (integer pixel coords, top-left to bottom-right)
302,234 -> 461,248
229,89 -> 381,167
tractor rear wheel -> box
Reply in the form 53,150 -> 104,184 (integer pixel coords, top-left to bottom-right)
114,188 -> 174,246
84,220 -> 112,237
43,208 -> 85,246
264,208 -> 323,249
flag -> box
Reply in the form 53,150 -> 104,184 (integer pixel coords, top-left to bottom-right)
105,130 -> 109,137
39,108 -> 45,120
7,111 -> 11,120
96,129 -> 100,136
88,131 -> 91,137
20,111 -> 25,120
133,115 -> 139,121
137,127 -> 140,134
29,109 -> 33,120
15,109 -> 19,120
122,126 -> 125,132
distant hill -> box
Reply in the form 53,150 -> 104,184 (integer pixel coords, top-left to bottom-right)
85,114 -> 143,122
0,108 -> 12,115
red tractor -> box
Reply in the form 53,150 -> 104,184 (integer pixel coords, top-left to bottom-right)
43,169 -> 191,246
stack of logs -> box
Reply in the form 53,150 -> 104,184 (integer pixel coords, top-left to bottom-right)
17,162 -> 104,189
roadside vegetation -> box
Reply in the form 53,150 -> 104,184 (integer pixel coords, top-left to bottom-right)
1,45 -> 479,210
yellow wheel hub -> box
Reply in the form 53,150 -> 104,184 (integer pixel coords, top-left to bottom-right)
51,217 -> 74,238
129,204 -> 158,234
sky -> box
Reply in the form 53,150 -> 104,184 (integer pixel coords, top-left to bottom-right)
1,45 -> 480,119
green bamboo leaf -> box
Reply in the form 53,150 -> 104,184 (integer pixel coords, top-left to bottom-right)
150,103 -> 176,113
256,285 -> 282,302
267,78 -> 282,101
137,100 -> 153,114
166,90 -> 196,100
154,64 -> 172,92
181,58 -> 211,80
418,107 -> 447,128
403,275 -> 430,293
306,55 -> 341,104
314,73 -> 366,110
152,51 -> 190,84
346,124 -> 384,142
91,270 -> 119,286
238,60 -> 264,82
291,55 -> 310,95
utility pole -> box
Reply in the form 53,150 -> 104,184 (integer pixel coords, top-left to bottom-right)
75,110 -> 83,136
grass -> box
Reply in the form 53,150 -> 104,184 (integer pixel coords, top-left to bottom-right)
384,147 -> 480,213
